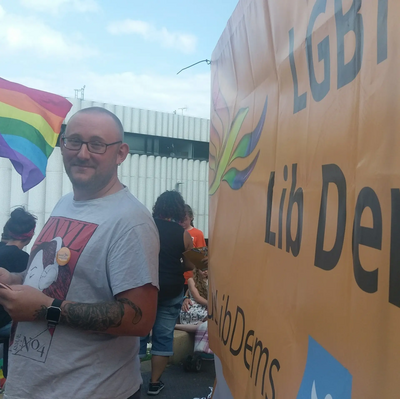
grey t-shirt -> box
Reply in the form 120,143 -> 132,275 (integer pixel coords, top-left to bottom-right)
5,187 -> 159,399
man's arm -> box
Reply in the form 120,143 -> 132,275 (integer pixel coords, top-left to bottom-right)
60,284 -> 157,336
0,283 -> 158,337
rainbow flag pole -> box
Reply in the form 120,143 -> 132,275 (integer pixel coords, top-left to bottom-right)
0,78 -> 72,192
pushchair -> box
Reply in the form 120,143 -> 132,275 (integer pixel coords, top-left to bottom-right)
183,321 -> 214,372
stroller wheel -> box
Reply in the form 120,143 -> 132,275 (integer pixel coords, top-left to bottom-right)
193,354 -> 202,372
184,355 -> 193,372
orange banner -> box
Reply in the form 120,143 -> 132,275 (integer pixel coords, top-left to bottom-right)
209,0 -> 397,398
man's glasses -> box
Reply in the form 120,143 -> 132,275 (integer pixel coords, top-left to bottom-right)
62,137 -> 122,154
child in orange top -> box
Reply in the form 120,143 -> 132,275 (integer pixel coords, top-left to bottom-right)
181,205 -> 206,287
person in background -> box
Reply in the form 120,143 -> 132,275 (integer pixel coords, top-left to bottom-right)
178,267 -> 208,327
140,190 -> 194,396
0,207 -> 37,337
0,107 -> 159,399
0,207 -> 37,336
180,204 -> 206,293
176,266 -> 212,359
0,207 -> 37,391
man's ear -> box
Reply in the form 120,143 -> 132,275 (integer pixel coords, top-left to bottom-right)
117,143 -> 130,165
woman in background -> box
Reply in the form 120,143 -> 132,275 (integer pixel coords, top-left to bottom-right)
176,266 -> 213,359
179,267 -> 208,326
140,191 -> 194,396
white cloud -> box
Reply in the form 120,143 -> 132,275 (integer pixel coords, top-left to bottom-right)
19,0 -> 100,14
10,71 -> 211,119
107,20 -> 197,54
0,9 -> 96,60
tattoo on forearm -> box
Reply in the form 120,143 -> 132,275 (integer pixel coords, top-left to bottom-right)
60,298 -> 142,331
117,297 -> 142,325
61,302 -> 125,331
33,305 -> 47,321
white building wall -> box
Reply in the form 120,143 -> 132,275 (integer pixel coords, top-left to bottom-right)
0,149 -> 209,251
65,98 -> 210,142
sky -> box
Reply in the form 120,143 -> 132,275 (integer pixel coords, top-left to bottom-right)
0,0 -> 239,119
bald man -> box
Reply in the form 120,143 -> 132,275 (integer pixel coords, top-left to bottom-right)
0,108 -> 159,399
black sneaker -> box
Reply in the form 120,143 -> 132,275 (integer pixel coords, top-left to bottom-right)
147,380 -> 165,395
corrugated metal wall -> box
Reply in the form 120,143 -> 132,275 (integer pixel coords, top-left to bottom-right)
0,99 -> 210,250
66,98 -> 211,142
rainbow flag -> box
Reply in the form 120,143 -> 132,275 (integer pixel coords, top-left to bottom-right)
0,78 -> 72,192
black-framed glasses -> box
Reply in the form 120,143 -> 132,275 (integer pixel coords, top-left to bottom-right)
62,137 -> 122,154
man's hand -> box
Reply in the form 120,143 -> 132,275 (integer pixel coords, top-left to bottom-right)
0,285 -> 52,322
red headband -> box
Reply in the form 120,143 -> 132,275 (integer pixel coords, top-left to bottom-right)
8,228 -> 35,241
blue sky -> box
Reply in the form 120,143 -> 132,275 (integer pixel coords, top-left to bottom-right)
0,0 -> 238,118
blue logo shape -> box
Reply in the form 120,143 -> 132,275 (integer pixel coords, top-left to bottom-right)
297,336 -> 352,399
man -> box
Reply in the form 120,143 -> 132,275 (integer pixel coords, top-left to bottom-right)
0,107 -> 159,399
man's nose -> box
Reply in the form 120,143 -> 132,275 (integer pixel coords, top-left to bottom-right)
76,142 -> 91,159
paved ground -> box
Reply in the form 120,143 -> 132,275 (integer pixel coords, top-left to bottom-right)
140,358 -> 215,399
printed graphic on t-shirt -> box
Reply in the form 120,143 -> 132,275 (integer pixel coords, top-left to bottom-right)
11,217 -> 97,363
